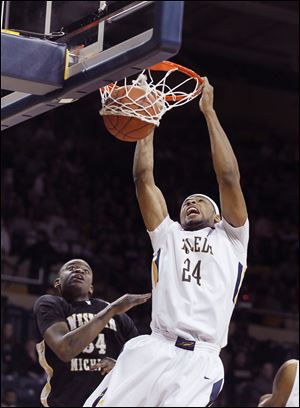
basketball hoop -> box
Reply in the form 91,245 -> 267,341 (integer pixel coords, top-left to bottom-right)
99,61 -> 203,127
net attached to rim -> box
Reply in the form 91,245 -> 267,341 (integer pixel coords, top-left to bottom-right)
99,61 -> 204,127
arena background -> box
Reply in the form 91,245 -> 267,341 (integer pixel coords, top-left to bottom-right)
1,1 -> 299,407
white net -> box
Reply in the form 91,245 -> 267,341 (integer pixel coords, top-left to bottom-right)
99,66 -> 201,127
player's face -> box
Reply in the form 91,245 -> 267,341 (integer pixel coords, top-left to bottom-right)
59,259 -> 93,299
180,195 -> 215,230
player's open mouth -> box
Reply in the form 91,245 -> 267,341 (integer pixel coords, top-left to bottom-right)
186,207 -> 199,216
71,275 -> 85,283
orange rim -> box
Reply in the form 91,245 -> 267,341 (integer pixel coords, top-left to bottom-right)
148,61 -> 203,101
99,61 -> 203,102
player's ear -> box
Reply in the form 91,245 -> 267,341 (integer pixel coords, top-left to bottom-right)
89,285 -> 94,296
54,278 -> 61,288
214,214 -> 221,224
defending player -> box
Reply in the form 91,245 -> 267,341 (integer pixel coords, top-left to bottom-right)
84,77 -> 249,406
33,258 -> 151,407
258,359 -> 299,407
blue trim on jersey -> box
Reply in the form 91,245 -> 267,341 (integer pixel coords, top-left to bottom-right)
232,262 -> 243,302
205,378 -> 223,406
92,388 -> 107,407
154,248 -> 161,282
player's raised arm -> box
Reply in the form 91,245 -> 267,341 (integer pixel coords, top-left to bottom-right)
133,130 -> 168,231
39,293 -> 151,363
199,78 -> 247,227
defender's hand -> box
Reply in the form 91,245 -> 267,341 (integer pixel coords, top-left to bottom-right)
199,77 -> 214,114
90,357 -> 116,375
110,293 -> 151,314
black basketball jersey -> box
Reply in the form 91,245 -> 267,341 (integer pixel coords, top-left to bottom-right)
34,295 -> 139,407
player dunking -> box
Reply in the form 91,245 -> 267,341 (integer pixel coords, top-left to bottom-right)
33,259 -> 151,407
258,359 -> 299,407
84,77 -> 249,407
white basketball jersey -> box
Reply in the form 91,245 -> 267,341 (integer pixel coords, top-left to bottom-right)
148,215 -> 249,348
286,360 -> 299,407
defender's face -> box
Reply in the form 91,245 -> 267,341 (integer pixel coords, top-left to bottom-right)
180,195 -> 215,230
59,259 -> 93,297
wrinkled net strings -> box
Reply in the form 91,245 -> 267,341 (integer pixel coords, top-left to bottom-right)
99,67 -> 201,127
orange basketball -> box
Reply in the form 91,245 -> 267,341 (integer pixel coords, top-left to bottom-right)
102,86 -> 160,142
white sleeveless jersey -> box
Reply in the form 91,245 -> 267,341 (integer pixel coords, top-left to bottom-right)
286,360 -> 299,407
148,215 -> 249,348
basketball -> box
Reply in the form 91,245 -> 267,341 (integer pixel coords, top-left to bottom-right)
102,86 -> 161,142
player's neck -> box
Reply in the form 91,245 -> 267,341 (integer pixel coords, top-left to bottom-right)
184,221 -> 214,231
74,295 -> 90,302
64,294 -> 90,302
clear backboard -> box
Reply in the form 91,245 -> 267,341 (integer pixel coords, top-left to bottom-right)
1,1 -> 184,130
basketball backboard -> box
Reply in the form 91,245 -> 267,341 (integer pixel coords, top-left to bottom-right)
1,1 -> 184,130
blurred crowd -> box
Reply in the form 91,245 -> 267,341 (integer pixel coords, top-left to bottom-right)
1,93 -> 298,406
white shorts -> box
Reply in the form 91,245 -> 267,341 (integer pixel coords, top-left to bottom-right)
84,331 -> 224,407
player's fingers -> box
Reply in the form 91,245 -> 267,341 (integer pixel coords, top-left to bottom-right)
124,293 -> 151,304
99,361 -> 110,368
90,360 -> 110,370
100,363 -> 114,375
90,363 -> 102,371
200,76 -> 207,89
90,364 -> 110,375
135,293 -> 152,300
132,293 -> 151,304
93,357 -> 115,369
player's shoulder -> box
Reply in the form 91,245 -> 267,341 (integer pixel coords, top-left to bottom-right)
215,217 -> 249,247
33,294 -> 66,311
215,217 -> 249,231
161,217 -> 182,235
149,215 -> 176,233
